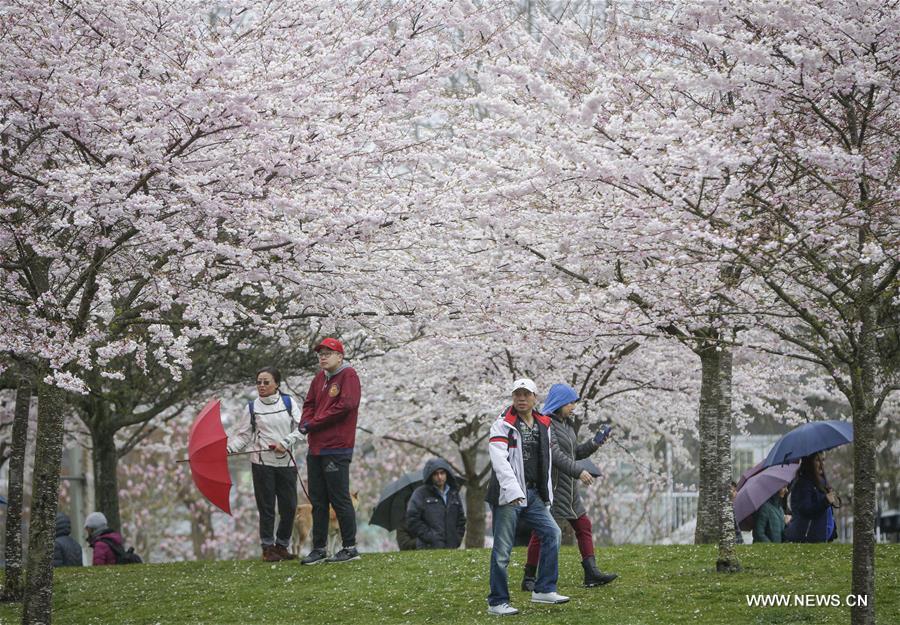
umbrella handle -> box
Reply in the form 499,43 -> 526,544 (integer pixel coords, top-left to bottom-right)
175,449 -> 272,463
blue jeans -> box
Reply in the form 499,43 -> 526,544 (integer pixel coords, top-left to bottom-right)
488,488 -> 561,606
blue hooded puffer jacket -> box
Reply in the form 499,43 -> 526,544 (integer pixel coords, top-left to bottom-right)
542,384 -> 579,416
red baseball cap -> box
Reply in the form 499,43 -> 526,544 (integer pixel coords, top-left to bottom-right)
314,337 -> 344,354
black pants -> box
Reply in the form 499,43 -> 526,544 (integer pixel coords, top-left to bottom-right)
307,454 -> 356,550
251,463 -> 297,547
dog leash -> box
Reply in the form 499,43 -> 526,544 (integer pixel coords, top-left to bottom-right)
287,448 -> 311,501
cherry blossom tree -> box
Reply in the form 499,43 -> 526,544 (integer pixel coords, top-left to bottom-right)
1,2 -> 499,621
440,2 -> 897,621
397,3 -> 752,570
575,6 -> 894,621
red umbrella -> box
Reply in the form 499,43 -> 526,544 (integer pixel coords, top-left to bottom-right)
187,399 -> 232,515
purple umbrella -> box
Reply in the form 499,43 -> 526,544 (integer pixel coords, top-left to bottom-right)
733,463 -> 799,531
735,459 -> 767,492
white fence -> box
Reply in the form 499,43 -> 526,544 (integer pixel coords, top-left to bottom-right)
597,491 -> 699,544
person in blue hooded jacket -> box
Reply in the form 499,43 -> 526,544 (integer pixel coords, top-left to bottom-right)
405,457 -> 466,549
522,383 -> 618,591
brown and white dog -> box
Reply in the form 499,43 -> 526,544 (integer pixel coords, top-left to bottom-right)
291,491 -> 359,556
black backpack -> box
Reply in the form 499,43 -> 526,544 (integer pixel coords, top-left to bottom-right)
99,537 -> 143,565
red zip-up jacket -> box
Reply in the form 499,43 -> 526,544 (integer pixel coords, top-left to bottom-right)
300,365 -> 360,455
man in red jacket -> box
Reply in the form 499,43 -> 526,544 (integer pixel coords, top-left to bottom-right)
299,337 -> 362,564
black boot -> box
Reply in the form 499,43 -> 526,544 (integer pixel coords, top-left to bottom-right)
521,564 -> 536,592
582,556 -> 618,587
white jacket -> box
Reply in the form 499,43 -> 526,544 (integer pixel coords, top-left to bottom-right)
487,407 -> 553,506
227,394 -> 304,467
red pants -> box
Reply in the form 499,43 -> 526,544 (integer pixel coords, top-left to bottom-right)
527,513 -> 594,565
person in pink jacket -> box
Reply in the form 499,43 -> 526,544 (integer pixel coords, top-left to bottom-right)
84,512 -> 123,566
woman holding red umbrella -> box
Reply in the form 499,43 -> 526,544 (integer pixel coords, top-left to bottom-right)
227,367 -> 304,561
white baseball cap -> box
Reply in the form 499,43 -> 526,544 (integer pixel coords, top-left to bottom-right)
510,378 -> 538,395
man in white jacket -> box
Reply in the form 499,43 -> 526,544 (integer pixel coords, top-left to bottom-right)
485,379 -> 568,616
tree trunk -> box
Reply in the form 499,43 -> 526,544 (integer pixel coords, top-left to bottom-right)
849,273 -> 877,625
190,504 -> 215,560
90,419 -> 121,532
876,419 -> 898,511
694,343 -> 720,544
460,446 -> 486,548
714,346 -> 740,572
850,396 -> 877,625
1,374 -> 32,603
22,373 -> 67,625
464,480 -> 487,548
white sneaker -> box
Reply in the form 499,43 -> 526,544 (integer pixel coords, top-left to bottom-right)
531,591 -> 570,604
487,603 -> 519,616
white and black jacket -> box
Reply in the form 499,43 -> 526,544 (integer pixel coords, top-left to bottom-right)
485,407 -> 553,507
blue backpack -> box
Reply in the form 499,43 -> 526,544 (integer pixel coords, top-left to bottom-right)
248,393 -> 296,433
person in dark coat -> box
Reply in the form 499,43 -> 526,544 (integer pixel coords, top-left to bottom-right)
52,512 -> 83,567
784,452 -> 839,543
84,511 -> 124,566
406,458 -> 466,549
523,383 -> 617,590
395,516 -> 418,551
753,486 -> 790,543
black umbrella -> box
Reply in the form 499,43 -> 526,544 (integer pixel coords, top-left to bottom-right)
369,471 -> 422,531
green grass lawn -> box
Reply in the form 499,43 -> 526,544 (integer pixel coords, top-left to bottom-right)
1,544 -> 897,625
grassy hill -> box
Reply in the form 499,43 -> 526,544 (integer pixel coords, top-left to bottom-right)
1,544 -> 898,624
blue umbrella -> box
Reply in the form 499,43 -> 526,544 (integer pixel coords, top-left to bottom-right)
0,495 -> 6,506
762,420 -> 853,468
